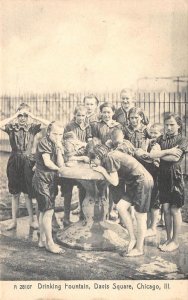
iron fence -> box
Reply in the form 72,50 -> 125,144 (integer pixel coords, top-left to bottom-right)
0,91 -> 187,174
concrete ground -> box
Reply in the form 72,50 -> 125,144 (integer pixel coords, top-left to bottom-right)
0,211 -> 188,280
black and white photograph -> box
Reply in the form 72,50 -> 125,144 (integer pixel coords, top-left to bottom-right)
0,1 -> 188,299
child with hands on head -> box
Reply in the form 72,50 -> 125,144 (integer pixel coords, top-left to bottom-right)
0,103 -> 49,231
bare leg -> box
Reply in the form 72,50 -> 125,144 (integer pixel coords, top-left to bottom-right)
146,209 -> 159,237
162,206 -> 181,252
126,211 -> 147,256
42,209 -> 64,254
7,193 -> 20,230
38,212 -> 46,248
159,203 -> 172,249
24,194 -> 38,229
116,200 -> 136,253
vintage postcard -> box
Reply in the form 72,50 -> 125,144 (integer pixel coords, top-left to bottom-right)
0,0 -> 188,299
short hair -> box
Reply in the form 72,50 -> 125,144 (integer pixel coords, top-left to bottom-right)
83,94 -> 99,105
99,102 -> 116,113
47,121 -> 64,134
74,105 -> 87,116
16,103 -> 31,112
128,107 -> 143,119
164,112 -> 183,133
110,128 -> 124,139
89,144 -> 109,162
120,89 -> 133,100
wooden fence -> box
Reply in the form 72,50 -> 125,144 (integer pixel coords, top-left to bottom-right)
0,91 -> 187,174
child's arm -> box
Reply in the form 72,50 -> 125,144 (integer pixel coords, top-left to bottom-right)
26,111 -> 50,127
56,147 -> 65,168
136,146 -> 182,159
0,111 -> 21,131
91,166 -> 119,186
42,153 -> 60,171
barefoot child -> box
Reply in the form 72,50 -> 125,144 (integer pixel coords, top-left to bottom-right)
62,131 -> 89,225
89,143 -> 153,257
145,113 -> 188,252
32,121 -> 65,254
0,103 -> 49,230
61,105 -> 91,224
140,123 -> 163,237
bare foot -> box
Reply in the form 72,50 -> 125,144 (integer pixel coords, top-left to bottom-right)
158,239 -> 171,250
38,240 -> 46,248
145,228 -> 157,237
30,221 -> 39,230
125,248 -> 144,257
161,241 -> 179,252
46,243 -> 65,254
127,239 -> 136,253
7,222 -> 17,230
72,207 -> 81,215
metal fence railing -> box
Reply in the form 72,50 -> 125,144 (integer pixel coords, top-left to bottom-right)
0,91 -> 187,174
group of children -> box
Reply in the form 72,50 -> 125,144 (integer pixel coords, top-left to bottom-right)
0,90 -> 187,256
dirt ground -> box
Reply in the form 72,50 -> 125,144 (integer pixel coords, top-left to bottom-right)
0,152 -> 188,281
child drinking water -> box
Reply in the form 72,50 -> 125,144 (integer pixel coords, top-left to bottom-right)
89,143 -> 153,257
0,103 -> 49,230
61,105 -> 91,224
145,113 -> 188,251
91,102 -> 122,220
32,121 -> 65,254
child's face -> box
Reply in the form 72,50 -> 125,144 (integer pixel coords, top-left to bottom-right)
49,126 -> 64,144
129,112 -> 141,128
101,107 -> 114,123
149,127 -> 161,139
121,93 -> 132,110
75,111 -> 86,125
84,98 -> 97,115
165,117 -> 180,135
111,132 -> 124,146
17,113 -> 28,125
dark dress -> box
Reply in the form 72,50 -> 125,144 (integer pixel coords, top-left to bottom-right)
64,119 -> 92,142
123,124 -> 150,150
137,140 -> 161,210
5,123 -> 41,197
91,120 -> 122,144
157,133 -> 188,207
104,150 -> 153,213
113,106 -> 149,127
32,137 -> 59,212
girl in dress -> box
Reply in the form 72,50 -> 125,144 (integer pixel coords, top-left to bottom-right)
123,106 -> 150,150
0,103 -> 49,230
32,121 -> 65,254
145,113 -> 188,251
89,143 -> 153,257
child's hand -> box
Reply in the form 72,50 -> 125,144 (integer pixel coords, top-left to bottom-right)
91,165 -> 105,174
82,156 -> 90,163
169,146 -> 182,157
